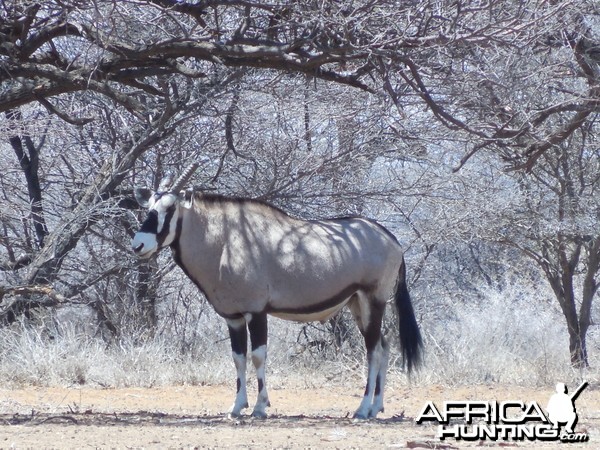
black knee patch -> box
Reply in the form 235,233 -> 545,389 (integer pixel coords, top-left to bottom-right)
228,322 -> 247,355
248,313 -> 268,351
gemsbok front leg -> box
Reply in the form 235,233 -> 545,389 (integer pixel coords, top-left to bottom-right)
226,317 -> 249,417
248,313 -> 270,418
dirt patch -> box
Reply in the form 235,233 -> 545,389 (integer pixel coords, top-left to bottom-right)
0,383 -> 598,448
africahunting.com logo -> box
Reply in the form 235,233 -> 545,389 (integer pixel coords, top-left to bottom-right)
416,381 -> 589,443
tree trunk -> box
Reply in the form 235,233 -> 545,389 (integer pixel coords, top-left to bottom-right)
6,109 -> 48,249
576,237 -> 600,367
567,325 -> 588,368
551,284 -> 589,367
557,293 -> 588,367
547,268 -> 590,368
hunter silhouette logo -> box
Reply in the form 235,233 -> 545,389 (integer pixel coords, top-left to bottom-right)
416,381 -> 589,443
546,382 -> 587,436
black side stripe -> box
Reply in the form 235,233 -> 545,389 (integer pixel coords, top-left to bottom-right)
265,283 -> 368,316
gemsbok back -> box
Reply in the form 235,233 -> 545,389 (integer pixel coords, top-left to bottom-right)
131,164 -> 423,419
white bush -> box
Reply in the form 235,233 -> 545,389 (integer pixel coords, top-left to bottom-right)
414,281 -> 599,387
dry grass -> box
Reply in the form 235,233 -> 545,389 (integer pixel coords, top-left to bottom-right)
0,281 -> 597,390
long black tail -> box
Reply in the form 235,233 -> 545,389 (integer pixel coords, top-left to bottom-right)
395,256 -> 423,374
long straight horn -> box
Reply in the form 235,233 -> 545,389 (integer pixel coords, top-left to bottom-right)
170,163 -> 199,193
158,172 -> 175,192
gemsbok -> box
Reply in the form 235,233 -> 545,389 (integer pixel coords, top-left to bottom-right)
131,164 -> 423,419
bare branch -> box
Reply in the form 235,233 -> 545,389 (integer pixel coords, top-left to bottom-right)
34,95 -> 94,126
0,284 -> 70,305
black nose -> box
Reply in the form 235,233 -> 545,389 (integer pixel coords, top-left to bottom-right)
134,243 -> 144,253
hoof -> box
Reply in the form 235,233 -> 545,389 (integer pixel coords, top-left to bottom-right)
353,406 -> 383,420
368,406 -> 383,419
228,400 -> 249,419
251,410 -> 268,419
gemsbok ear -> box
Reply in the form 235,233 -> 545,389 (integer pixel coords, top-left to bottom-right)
134,187 -> 153,208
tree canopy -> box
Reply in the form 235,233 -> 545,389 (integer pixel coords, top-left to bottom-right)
1,0 -> 599,367
2,1 -> 598,168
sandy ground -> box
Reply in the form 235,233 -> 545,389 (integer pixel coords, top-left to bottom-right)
0,382 -> 598,449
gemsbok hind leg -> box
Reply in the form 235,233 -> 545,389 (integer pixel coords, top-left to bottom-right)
349,292 -> 388,419
226,317 -> 249,418
248,313 -> 271,418
371,336 -> 389,416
